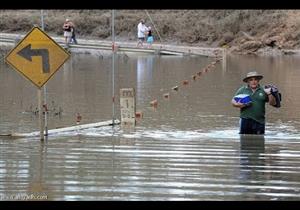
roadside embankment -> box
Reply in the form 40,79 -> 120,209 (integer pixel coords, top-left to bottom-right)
2,10 -> 300,56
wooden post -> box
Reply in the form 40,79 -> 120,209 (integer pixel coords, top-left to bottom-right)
120,88 -> 136,128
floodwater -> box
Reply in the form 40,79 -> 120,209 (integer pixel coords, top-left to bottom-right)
0,50 -> 300,200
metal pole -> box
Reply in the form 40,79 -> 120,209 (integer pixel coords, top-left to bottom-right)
41,10 -> 44,29
38,88 -> 44,141
222,48 -> 227,72
145,10 -> 163,43
112,10 -> 115,125
40,9 -> 48,136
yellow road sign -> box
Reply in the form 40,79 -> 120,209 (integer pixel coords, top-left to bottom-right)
5,27 -> 70,88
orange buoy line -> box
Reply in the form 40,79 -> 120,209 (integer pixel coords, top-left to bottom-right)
135,111 -> 143,119
163,93 -> 170,99
76,113 -> 82,124
172,86 -> 179,91
150,99 -> 158,108
138,55 -> 223,121
182,80 -> 189,85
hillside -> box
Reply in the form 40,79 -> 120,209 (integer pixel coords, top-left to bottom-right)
1,10 -> 300,54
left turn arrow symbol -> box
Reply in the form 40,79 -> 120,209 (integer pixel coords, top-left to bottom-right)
17,44 -> 50,73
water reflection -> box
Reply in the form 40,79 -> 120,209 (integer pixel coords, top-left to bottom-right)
239,135 -> 266,199
239,135 -> 265,175
136,55 -> 154,102
1,52 -> 300,200
27,141 -> 49,200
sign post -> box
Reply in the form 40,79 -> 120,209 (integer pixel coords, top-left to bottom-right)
5,26 -> 70,140
38,88 -> 44,140
40,9 -> 48,137
112,10 -> 116,126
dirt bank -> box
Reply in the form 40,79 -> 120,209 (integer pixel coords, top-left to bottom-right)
1,10 -> 300,55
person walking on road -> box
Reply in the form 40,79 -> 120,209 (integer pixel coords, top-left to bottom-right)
146,26 -> 154,48
137,19 -> 148,48
63,18 -> 72,47
69,19 -> 78,44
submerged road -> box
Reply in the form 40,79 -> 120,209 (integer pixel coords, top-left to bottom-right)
0,32 -> 222,57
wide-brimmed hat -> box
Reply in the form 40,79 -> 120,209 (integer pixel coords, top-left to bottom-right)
243,71 -> 263,82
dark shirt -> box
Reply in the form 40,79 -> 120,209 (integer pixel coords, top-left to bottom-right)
63,23 -> 71,32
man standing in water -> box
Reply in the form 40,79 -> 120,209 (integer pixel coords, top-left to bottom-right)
231,71 -> 276,135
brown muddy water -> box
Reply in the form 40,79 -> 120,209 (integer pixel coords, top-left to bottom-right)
0,51 -> 300,200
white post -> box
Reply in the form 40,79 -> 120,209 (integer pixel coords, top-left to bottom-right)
112,10 -> 116,125
41,10 -> 48,137
120,88 -> 136,128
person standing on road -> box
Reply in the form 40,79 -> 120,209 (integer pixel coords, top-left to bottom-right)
137,19 -> 148,48
69,19 -> 78,44
146,26 -> 154,48
63,18 -> 72,47
231,71 -> 277,135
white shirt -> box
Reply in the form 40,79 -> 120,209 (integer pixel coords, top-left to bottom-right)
137,22 -> 147,38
